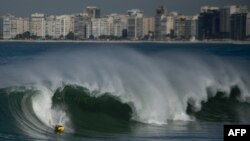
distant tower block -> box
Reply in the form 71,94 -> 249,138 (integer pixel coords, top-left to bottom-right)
85,6 -> 101,18
164,0 -> 168,15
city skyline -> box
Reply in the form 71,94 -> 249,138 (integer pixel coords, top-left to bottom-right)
0,0 -> 249,17
1,3 -> 249,41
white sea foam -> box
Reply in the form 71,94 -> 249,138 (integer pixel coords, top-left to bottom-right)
0,47 -> 249,126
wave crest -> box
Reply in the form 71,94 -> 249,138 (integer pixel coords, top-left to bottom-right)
0,47 -> 250,136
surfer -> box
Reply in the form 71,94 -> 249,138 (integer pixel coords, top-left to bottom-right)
54,94 -> 66,134
55,125 -> 65,133
49,119 -> 65,134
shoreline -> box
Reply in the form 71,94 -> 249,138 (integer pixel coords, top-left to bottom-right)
1,40 -> 250,44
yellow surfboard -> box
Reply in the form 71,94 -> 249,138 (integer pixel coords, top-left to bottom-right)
55,125 -> 65,133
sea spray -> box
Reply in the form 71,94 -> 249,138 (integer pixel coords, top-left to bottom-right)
0,46 -> 249,130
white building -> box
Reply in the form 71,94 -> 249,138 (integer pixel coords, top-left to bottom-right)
155,10 -> 178,40
91,17 -> 109,38
166,15 -> 175,36
74,13 -> 91,39
30,13 -> 45,38
107,14 -> 128,37
9,16 -> 17,39
1,15 -> 30,39
55,15 -> 74,38
143,17 -> 155,37
16,17 -> 29,35
127,9 -> 143,40
91,18 -> 100,38
62,15 -> 74,36
89,14 -> 128,38
114,18 -> 128,37
190,15 -> 198,39
2,16 -> 12,39
45,15 -> 56,38
1,15 -> 19,39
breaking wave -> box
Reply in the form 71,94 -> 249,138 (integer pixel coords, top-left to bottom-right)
0,46 -> 250,138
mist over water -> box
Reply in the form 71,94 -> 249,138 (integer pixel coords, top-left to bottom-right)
0,43 -> 250,140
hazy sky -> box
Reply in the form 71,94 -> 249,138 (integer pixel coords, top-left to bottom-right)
0,0 -> 249,17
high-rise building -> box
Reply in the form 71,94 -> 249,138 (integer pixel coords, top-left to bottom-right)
2,15 -> 27,39
198,7 -> 220,40
143,17 -> 155,37
106,14 -> 114,36
2,15 -> 13,39
247,13 -> 250,37
220,6 -> 234,38
113,19 -> 128,38
102,14 -> 115,37
185,17 -> 192,40
64,15 -> 74,36
220,5 -> 248,38
230,13 -> 247,40
1,15 -> 28,39
200,6 -> 219,13
0,17 -> 3,39
107,14 -> 128,37
16,17 -> 30,35
30,13 -> 45,38
166,14 -> 176,39
86,22 -> 92,38
74,13 -> 91,39
182,16 -> 198,40
174,16 -> 195,40
91,17 -> 109,38
54,15 -> 74,38
2,16 -> 11,40
226,5 -> 248,40
86,6 -> 101,19
127,9 -> 143,40
174,16 -> 188,39
233,5 -> 248,13
91,18 -> 100,38
73,14 -> 84,39
9,16 -> 18,39
55,16 -> 62,38
155,6 -> 167,40
158,15 -> 167,40
45,15 -> 56,38
190,15 -> 198,40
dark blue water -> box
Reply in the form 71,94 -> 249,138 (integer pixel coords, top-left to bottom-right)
0,42 -> 250,141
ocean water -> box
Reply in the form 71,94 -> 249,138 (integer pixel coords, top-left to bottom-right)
0,42 -> 250,141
